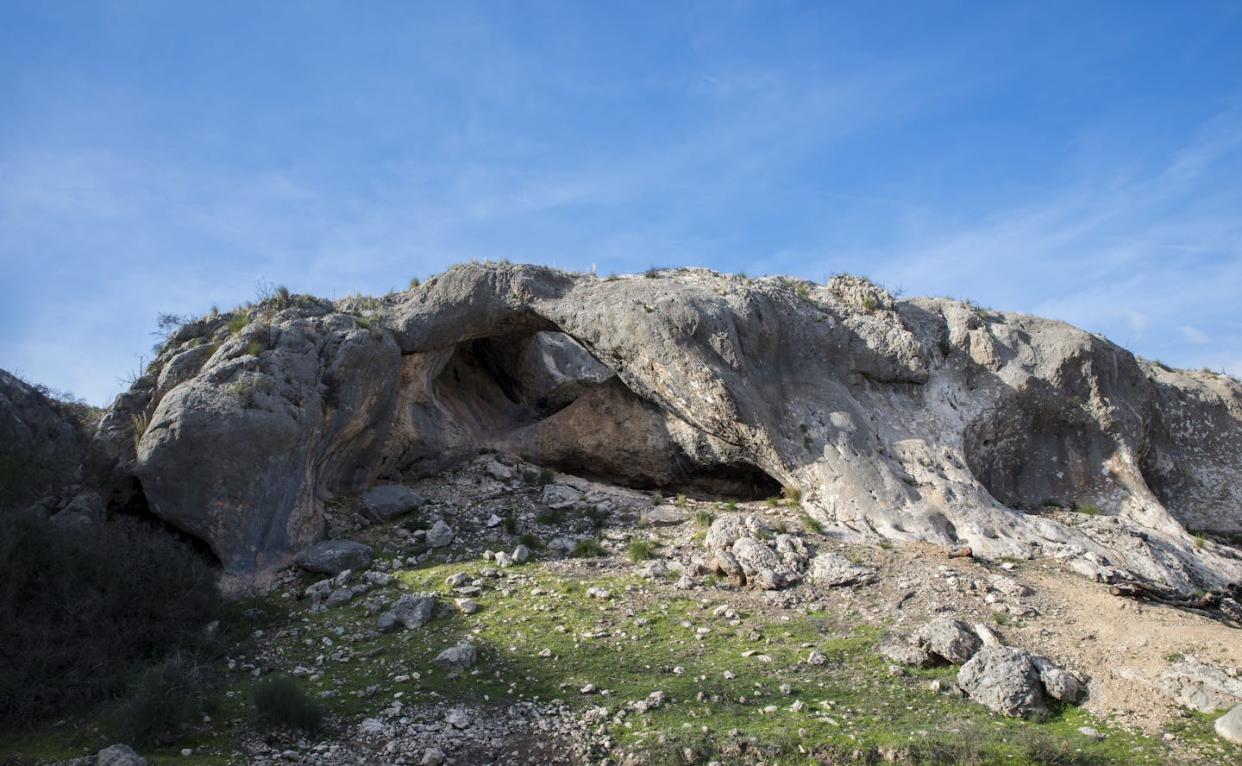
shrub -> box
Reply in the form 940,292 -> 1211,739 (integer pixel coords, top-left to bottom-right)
243,339 -> 264,357
518,532 -> 543,550
570,538 -> 605,558
675,494 -> 687,508
502,514 -> 518,535
536,509 -> 565,526
111,652 -> 216,745
800,511 -> 823,534
409,276 -> 421,289
695,509 -> 715,528
0,513 -> 220,729
782,485 -> 802,504
626,538 -> 657,563
227,314 -> 248,334
538,467 -> 556,485
252,676 -> 325,734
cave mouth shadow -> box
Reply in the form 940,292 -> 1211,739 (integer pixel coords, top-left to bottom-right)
109,476 -> 223,568
423,330 -> 785,502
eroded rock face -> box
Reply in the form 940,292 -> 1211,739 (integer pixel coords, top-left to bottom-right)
91,264 -> 1242,583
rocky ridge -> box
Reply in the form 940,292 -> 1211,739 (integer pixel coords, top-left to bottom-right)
74,263 -> 1242,595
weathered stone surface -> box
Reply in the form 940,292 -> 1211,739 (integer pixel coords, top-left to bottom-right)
808,553 -> 876,587
433,641 -> 477,674
1160,658 -> 1242,713
426,520 -> 454,548
96,744 -> 146,766
912,618 -> 983,665
382,594 -> 437,631
880,641 -> 934,668
89,263 -> 1242,585
295,540 -> 374,575
361,484 -> 426,521
957,646 -> 1049,719
1216,704 -> 1242,745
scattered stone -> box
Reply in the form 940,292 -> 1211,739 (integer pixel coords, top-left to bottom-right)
444,707 -> 470,729
421,747 -> 447,766
808,553 -> 876,587
445,572 -> 470,587
587,587 -> 611,600
880,640 -> 934,668
512,544 -> 532,564
542,484 -> 582,509
806,650 -> 828,666
361,484 -> 426,521
455,597 -> 479,614
1077,726 -> 1104,741
426,520 -> 454,548
380,594 -> 436,632
947,546 -> 973,559
644,505 -> 686,525
433,641 -> 478,674
295,540 -> 374,575
988,574 -> 1032,597
96,744 -> 146,766
486,514 -> 503,528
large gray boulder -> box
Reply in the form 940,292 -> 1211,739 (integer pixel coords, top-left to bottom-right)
89,263 -> 1242,586
957,646 -> 1087,719
295,539 -> 374,575
361,484 -> 426,521
957,646 -> 1050,719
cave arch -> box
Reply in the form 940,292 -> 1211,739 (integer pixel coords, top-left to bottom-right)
388,329 -> 782,500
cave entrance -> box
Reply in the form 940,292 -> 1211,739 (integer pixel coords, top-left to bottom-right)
415,330 -> 784,500
108,476 -> 223,568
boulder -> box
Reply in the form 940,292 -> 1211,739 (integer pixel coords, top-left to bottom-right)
387,594 -> 437,630
426,520 -> 454,548
542,484 -> 581,510
911,618 -> 982,665
97,744 -> 146,766
644,504 -> 687,525
957,646 -> 1049,719
1216,704 -> 1242,745
808,553 -> 876,587
1034,656 -> 1088,704
361,484 -> 426,521
433,641 -> 478,674
880,641 -> 934,668
295,540 -> 374,575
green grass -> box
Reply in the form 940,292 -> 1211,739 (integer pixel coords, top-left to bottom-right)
799,511 -> 823,535
626,538 -> 657,563
1073,504 -> 1101,516
695,509 -> 715,528
0,557 -> 1194,765
226,315 -> 248,334
570,538 -> 605,558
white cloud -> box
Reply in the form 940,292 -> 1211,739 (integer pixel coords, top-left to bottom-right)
1179,325 -> 1210,345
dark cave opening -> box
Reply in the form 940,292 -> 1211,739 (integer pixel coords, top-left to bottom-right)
429,330 -> 785,501
109,476 -> 223,568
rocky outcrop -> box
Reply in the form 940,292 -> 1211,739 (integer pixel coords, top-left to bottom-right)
88,264 -> 1242,583
0,370 -> 93,512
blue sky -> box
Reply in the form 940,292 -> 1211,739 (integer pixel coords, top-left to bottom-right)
2,1 -> 1241,405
